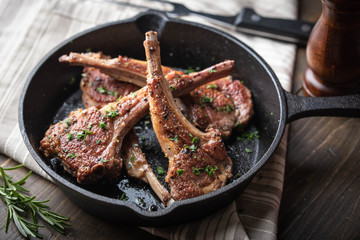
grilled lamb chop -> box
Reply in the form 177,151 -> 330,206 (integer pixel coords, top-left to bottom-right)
77,55 -> 252,137
145,31 -> 233,200
41,53 -> 234,185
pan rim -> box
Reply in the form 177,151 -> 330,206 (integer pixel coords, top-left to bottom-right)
18,11 -> 287,221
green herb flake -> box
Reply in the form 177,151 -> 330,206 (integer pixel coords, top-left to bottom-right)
81,73 -> 87,78
65,119 -> 71,128
205,165 -> 218,177
189,144 -> 197,152
206,84 -> 218,89
226,103 -> 234,114
133,143 -> 139,147
157,166 -> 165,177
76,129 -> 93,141
177,169 -> 184,176
192,136 -> 200,144
170,135 -> 178,142
245,148 -> 252,153
96,86 -> 118,96
192,167 -> 203,176
101,158 -> 109,163
68,132 -> 74,140
85,48 -> 92,53
66,152 -> 79,159
87,122 -> 93,130
96,139 -> 102,145
107,109 -> 119,119
200,96 -> 214,105
119,193 -> 128,201
99,121 -> 107,130
209,68 -> 217,73
130,153 -> 136,163
169,85 -> 176,91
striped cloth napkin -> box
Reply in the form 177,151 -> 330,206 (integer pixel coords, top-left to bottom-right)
0,0 -> 297,239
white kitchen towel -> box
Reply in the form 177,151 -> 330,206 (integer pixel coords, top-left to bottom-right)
0,0 -> 296,239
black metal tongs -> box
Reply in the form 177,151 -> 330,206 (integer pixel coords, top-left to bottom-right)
104,0 -> 315,46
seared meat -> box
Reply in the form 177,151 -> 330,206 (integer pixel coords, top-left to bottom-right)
81,67 -> 139,108
41,53 -> 234,184
182,76 -> 253,138
145,31 -> 233,200
122,130 -> 173,206
81,66 -> 253,138
40,89 -> 148,184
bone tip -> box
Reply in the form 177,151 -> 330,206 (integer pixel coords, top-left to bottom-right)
58,55 -> 69,62
166,198 -> 175,206
145,31 -> 158,41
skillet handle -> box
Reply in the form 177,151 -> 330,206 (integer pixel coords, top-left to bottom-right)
284,91 -> 360,123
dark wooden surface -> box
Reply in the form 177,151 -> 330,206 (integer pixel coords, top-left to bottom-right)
1,1 -> 359,239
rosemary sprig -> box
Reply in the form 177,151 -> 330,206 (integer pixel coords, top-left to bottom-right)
0,164 -> 70,238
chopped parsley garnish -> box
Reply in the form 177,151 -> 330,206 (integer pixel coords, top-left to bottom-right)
66,152 -> 79,159
96,86 -> 118,96
237,130 -> 260,142
206,84 -> 218,89
65,119 -> 71,128
177,169 -> 184,176
96,139 -> 101,145
189,144 -> 197,152
137,197 -> 144,205
170,135 -> 178,142
100,158 -> 109,163
209,68 -> 217,73
106,109 -> 119,118
68,132 -> 74,140
76,129 -> 93,141
87,122 -> 93,130
99,121 -> 107,129
205,165 -> 218,177
133,143 -> 139,147
192,167 -> 203,176
130,153 -> 135,163
169,85 -> 176,91
245,148 -> 252,153
119,193 -> 128,201
200,96 -> 214,105
226,104 -> 234,113
192,136 -> 200,144
157,166 -> 165,178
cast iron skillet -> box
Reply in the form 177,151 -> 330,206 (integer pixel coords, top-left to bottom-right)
19,12 -> 360,226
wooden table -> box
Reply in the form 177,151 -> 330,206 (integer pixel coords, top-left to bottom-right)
1,1 -> 359,239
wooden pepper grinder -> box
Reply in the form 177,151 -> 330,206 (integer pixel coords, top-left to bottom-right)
303,0 -> 360,96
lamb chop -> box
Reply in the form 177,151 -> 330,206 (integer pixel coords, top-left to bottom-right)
40,53 -> 234,186
74,53 -> 253,137
145,31 -> 233,200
